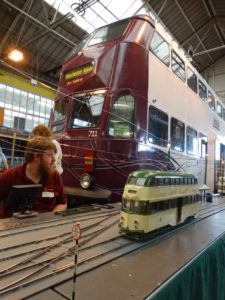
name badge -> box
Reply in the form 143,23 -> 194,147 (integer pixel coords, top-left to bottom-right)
42,192 -> 54,198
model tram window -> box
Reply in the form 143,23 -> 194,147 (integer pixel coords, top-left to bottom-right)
171,50 -> 185,82
208,90 -> 215,111
149,106 -> 168,147
88,19 -> 130,47
198,80 -> 207,101
107,94 -> 135,138
69,94 -> 104,128
187,68 -> 197,93
150,32 -> 170,66
217,101 -> 222,118
186,126 -> 197,155
170,117 -> 185,152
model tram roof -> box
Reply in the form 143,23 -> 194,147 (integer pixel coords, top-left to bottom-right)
129,170 -> 197,179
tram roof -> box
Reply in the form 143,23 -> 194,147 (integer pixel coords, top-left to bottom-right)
129,170 -> 197,179
0,0 -> 225,100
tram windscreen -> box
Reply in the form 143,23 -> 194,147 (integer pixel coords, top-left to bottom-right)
66,19 -> 130,59
52,100 -> 69,122
69,94 -> 104,128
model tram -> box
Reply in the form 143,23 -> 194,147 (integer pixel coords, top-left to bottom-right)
119,170 -> 199,239
49,14 -> 225,201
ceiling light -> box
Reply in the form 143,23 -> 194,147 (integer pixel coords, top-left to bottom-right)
8,49 -> 24,62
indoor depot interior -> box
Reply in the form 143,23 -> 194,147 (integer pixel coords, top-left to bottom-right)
0,1 -> 225,299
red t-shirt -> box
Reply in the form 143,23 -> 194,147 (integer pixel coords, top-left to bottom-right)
0,163 -> 67,218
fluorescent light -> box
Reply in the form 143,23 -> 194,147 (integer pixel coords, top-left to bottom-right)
8,49 -> 23,62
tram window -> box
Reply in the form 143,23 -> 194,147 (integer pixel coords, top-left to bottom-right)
208,90 -> 215,111
88,19 -> 130,46
172,51 -> 185,82
129,176 -> 136,184
176,178 -> 180,185
170,199 -> 176,208
150,202 -> 158,214
131,200 -> 139,211
183,197 -> 188,205
158,201 -> 164,211
53,100 -> 69,122
194,178 -> 198,184
124,199 -> 130,209
198,80 -> 207,101
148,177 -> 156,186
171,178 -> 176,185
164,200 -> 170,210
171,118 -> 185,152
217,102 -> 222,118
164,178 -> 170,186
187,68 -> 197,93
142,202 -> 150,214
156,178 -> 164,186
198,133 -> 207,158
223,108 -> 225,121
107,94 -> 134,138
149,106 -> 168,147
187,126 -> 197,155
69,94 -> 104,128
150,32 -> 170,66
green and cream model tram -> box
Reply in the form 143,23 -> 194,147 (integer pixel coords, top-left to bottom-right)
119,170 -> 199,239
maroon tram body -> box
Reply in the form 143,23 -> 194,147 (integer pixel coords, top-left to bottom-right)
49,15 -> 177,201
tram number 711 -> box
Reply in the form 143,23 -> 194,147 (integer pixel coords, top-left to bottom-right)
88,130 -> 98,137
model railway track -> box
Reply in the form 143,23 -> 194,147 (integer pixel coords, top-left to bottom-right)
198,201 -> 225,218
0,207 -> 120,238
0,201 -> 224,298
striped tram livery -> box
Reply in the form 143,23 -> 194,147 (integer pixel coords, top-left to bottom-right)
119,170 -> 199,239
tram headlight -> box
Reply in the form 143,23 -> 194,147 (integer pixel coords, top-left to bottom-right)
80,173 -> 92,189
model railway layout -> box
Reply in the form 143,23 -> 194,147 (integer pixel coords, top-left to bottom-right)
0,199 -> 225,299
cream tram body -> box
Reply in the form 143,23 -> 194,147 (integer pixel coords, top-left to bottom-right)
120,170 -> 199,238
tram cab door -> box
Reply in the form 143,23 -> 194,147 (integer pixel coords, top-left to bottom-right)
176,198 -> 182,223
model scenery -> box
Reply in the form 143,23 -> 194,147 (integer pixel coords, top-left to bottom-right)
48,14 -> 225,202
119,170 -> 199,239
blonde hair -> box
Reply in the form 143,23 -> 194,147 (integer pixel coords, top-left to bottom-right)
25,136 -> 55,162
32,124 -> 53,138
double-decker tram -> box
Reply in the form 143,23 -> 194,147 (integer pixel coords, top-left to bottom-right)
119,170 -> 199,239
49,14 -> 225,202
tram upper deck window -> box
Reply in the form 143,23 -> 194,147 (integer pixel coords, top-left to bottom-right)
198,80 -> 207,101
223,108 -> 225,121
69,94 -> 104,128
88,19 -> 130,47
172,51 -> 185,82
150,32 -> 170,66
149,106 -> 168,147
187,68 -> 197,93
107,94 -> 134,138
52,100 -> 69,122
187,126 -> 197,155
208,90 -> 215,111
217,101 -> 222,118
171,117 -> 184,152
198,133 -> 207,158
